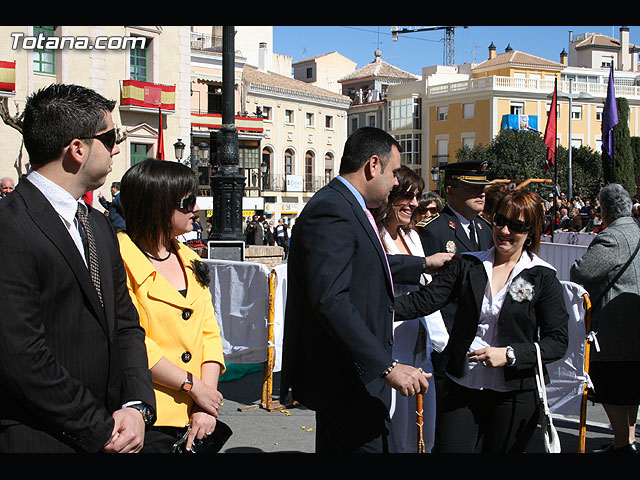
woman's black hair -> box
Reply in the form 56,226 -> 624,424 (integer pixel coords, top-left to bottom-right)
120,158 -> 198,251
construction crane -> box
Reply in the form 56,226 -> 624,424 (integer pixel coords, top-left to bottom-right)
391,26 -> 467,66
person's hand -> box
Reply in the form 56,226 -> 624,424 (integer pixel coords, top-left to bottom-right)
185,410 -> 218,451
189,377 -> 223,417
384,363 -> 431,396
97,191 -> 103,198
467,347 -> 508,368
102,407 -> 146,453
425,252 -> 458,273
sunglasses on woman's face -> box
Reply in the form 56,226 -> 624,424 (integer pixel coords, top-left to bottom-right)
79,127 -> 117,151
492,212 -> 531,233
420,206 -> 438,214
177,193 -> 197,212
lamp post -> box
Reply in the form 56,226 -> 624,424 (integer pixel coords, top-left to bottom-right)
431,166 -> 441,196
209,26 -> 245,241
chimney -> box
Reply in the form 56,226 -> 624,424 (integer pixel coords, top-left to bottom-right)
489,42 -> 496,60
258,42 -> 268,73
620,26 -> 630,71
560,48 -> 568,66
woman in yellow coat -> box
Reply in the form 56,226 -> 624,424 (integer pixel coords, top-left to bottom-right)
118,158 -> 226,452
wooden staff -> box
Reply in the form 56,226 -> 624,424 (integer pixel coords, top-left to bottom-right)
416,393 -> 425,453
417,368 -> 425,453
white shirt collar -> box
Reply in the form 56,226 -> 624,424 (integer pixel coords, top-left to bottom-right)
26,170 -> 85,227
463,246 -> 556,273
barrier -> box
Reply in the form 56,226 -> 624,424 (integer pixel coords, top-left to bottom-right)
206,259 -> 287,411
538,242 -> 588,281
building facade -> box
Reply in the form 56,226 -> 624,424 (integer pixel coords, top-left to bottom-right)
0,25 -> 189,199
384,26 -> 640,192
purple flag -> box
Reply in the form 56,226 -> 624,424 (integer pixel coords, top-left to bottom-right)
602,65 -> 619,160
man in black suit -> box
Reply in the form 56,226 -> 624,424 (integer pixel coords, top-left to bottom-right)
0,84 -> 155,453
417,161 -> 494,416
280,127 -> 452,453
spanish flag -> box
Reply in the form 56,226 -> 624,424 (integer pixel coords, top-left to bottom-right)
121,79 -> 175,111
0,61 -> 16,92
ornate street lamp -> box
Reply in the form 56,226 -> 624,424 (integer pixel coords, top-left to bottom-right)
209,26 -> 246,242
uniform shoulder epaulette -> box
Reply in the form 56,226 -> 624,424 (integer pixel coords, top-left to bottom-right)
415,213 -> 440,228
477,214 -> 491,226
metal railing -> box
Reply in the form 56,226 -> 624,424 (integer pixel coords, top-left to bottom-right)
190,32 -> 223,52
428,75 -> 640,99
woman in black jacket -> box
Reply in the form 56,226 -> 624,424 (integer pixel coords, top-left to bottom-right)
395,189 -> 569,453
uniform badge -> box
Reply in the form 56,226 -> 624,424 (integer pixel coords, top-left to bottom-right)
446,240 -> 457,253
448,220 -> 456,230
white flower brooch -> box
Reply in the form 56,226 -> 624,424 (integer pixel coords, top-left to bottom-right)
509,277 -> 534,302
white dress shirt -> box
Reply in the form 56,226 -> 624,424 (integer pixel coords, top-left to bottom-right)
26,170 -> 87,265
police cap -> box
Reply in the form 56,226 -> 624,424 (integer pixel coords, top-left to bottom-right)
440,160 -> 492,186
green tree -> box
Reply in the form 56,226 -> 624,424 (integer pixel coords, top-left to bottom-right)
602,97 -> 636,194
456,129 -> 553,196
456,128 -> 607,201
630,136 -> 640,194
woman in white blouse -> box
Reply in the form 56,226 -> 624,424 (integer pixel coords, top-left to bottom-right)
373,166 -> 448,453
394,189 -> 569,453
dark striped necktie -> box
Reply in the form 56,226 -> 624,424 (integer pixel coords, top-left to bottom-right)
76,203 -> 103,306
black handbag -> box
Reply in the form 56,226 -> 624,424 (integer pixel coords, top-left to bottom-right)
171,420 -> 233,454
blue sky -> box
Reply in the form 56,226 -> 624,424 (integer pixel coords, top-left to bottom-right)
273,26 -> 640,77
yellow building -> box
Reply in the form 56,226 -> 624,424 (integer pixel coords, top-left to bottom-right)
387,27 -> 640,192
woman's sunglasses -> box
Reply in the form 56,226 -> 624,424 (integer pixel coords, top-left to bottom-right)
177,193 -> 197,212
492,212 -> 531,233
79,127 -> 117,151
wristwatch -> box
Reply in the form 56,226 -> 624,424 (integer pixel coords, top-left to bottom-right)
180,371 -> 194,392
505,346 -> 516,366
127,402 -> 156,427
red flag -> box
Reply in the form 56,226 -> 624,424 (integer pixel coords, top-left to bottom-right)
156,106 -> 165,160
543,78 -> 557,172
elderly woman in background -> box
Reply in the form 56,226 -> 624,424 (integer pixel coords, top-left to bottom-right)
119,159 -> 226,453
413,191 -> 443,224
373,166 -> 448,453
395,189 -> 569,453
571,184 -> 640,454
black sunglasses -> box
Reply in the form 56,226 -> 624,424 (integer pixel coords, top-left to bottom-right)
177,193 -> 197,212
492,212 -> 531,233
79,127 -> 117,151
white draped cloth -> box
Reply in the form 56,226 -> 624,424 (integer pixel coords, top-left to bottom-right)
382,227 -> 448,453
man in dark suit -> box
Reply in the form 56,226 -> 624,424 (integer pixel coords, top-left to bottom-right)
280,127 -> 451,453
97,181 -> 126,231
417,161 -> 494,412
0,84 -> 155,453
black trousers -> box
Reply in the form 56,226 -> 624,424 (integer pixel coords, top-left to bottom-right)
141,426 -> 184,453
434,376 -> 540,453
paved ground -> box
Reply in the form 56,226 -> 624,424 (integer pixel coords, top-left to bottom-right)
216,366 -> 638,455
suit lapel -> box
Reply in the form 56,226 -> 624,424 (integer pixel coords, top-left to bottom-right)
17,179 -> 108,332
469,260 -> 487,319
329,179 -> 394,295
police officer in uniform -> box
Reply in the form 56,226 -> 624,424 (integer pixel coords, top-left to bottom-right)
418,160 -> 493,263
417,161 -> 494,437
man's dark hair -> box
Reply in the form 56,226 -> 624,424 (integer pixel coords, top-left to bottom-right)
22,83 -> 116,168
339,127 -> 401,175
120,158 -> 199,251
